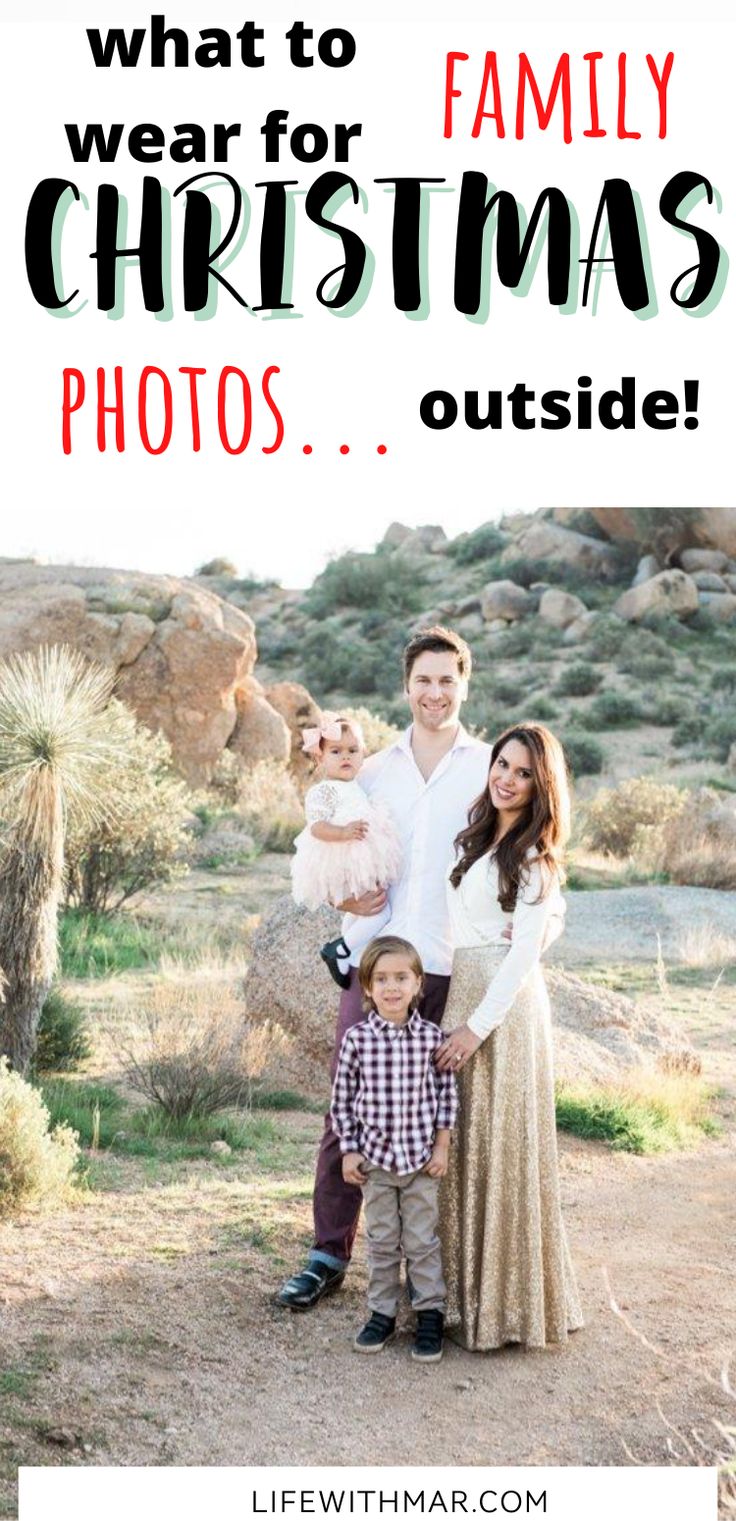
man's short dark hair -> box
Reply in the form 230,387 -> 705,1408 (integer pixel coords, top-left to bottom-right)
402,625 -> 473,686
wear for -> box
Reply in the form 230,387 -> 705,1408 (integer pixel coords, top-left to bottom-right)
291,778 -> 402,956
440,854 -> 583,1350
331,1009 -> 457,1318
312,969 -> 450,1269
354,725 -> 492,974
309,722 -> 490,1269
362,1165 -> 445,1317
331,1008 -> 458,1172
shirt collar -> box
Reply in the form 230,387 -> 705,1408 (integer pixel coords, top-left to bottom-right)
368,1008 -> 423,1037
395,722 -> 478,756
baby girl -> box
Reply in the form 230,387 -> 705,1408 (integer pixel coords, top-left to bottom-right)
290,713 -> 402,988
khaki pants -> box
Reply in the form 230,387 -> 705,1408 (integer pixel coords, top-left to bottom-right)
362,1164 -> 446,1318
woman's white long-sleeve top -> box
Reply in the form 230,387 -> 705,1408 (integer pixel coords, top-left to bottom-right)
446,852 -> 564,1040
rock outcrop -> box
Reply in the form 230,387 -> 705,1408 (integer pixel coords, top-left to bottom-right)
481,580 -> 532,623
245,896 -> 694,1082
612,568 -> 699,624
0,561 -> 288,784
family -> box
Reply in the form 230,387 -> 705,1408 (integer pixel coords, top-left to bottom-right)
279,625 -> 583,1363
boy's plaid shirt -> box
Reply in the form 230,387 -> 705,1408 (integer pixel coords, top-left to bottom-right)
330,1009 -> 458,1175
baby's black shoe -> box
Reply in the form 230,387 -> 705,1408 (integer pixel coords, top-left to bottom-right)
320,936 -> 352,990
353,1311 -> 396,1353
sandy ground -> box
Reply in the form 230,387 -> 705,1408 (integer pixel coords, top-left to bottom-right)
1,866 -> 735,1513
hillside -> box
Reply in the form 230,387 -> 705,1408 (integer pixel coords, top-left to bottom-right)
197,507 -> 736,795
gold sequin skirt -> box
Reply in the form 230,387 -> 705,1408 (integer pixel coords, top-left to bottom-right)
439,945 -> 583,1351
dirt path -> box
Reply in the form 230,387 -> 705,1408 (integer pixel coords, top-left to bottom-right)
1,1125 -> 734,1501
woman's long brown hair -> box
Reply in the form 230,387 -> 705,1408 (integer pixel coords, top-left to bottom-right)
449,724 -> 571,911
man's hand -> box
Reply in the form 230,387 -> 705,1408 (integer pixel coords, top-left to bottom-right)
435,1024 -> 482,1073
424,1134 -> 451,1178
342,819 -> 369,842
342,1152 -> 367,1187
337,885 -> 388,916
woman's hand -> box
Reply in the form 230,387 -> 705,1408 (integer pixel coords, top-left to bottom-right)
342,1152 -> 367,1187
435,1024 -> 482,1073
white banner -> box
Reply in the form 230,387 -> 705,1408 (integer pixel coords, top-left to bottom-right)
18,1464 -> 718,1521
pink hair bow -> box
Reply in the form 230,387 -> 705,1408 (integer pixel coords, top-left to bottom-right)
301,713 -> 343,756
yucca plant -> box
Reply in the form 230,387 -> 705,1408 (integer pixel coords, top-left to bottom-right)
0,646 -> 117,1074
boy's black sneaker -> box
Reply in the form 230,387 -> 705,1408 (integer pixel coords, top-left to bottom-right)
353,1312 -> 396,1353
411,1309 -> 444,1362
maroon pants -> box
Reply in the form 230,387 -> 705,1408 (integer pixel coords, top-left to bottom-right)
312,968 -> 451,1265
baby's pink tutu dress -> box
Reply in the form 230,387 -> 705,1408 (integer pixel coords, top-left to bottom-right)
291,779 -> 402,911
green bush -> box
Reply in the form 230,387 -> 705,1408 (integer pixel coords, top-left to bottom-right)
581,776 -> 685,856
33,988 -> 91,1073
617,650 -> 676,680
304,550 -> 425,618
64,700 -> 192,915
561,732 -> 605,776
707,714 -> 736,761
555,662 -> 601,697
580,689 -> 642,729
0,1058 -> 79,1217
585,616 -> 629,662
60,910 -> 161,978
672,714 -> 702,748
644,692 -> 692,727
447,523 -> 507,564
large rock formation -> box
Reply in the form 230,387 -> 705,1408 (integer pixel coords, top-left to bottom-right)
0,561 -> 288,784
612,568 -> 699,624
501,518 -> 622,579
589,508 -> 736,559
245,896 -> 694,1083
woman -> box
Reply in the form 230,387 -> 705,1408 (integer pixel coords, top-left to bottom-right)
436,723 -> 583,1351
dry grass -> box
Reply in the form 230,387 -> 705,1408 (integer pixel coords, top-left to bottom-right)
120,977 -> 281,1120
676,925 -> 736,971
556,1066 -> 714,1152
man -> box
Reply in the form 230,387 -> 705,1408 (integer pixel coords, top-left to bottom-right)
278,625 -> 492,1310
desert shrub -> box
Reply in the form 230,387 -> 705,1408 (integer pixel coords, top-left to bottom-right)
122,980 -> 255,1119
196,556 -> 238,577
340,706 -> 401,755
711,666 -> 736,694
447,523 -> 506,564
581,776 -> 686,857
304,550 -> 425,618
617,650 -> 676,680
527,696 -> 559,721
560,732 -> 605,776
672,714 -> 702,748
33,988 -> 91,1073
488,677 -> 523,704
555,662 -> 601,697
654,790 -> 736,890
0,1057 -> 79,1217
585,616 -> 628,662
707,713 -> 736,760
643,692 -> 693,726
491,622 -> 538,657
64,700 -> 192,914
580,689 -> 642,728
234,759 -> 303,852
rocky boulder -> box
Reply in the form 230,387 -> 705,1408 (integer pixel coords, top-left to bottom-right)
613,568 -> 699,624
265,680 -> 322,787
481,580 -> 532,622
502,518 -> 621,580
245,897 -> 695,1082
631,554 -> 661,587
538,588 -> 588,629
697,592 -> 736,624
589,508 -> 736,560
680,548 -> 731,574
0,561 -> 287,784
228,675 -> 291,768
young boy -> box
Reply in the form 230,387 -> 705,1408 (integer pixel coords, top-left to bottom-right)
330,935 -> 458,1362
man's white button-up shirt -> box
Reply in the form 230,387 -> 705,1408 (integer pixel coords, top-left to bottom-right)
355,723 -> 492,976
